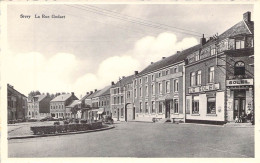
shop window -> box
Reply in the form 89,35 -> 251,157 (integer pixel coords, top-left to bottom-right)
159,102 -> 163,113
236,40 -> 245,49
152,101 -> 155,113
234,61 -> 245,76
207,97 -> 216,114
140,102 -> 143,113
197,70 -> 201,85
145,102 -> 148,113
209,67 -> 214,83
192,96 -> 199,114
174,99 -> 179,113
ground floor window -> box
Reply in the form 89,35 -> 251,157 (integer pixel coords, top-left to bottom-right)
174,99 -> 179,113
121,108 -> 124,117
207,97 -> 216,114
145,102 -> 148,113
159,102 -> 163,113
151,101 -> 155,113
192,96 -> 199,114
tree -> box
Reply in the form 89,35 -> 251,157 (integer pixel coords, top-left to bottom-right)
28,90 -> 41,99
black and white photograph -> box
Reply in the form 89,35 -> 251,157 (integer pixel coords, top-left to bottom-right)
0,0 -> 259,162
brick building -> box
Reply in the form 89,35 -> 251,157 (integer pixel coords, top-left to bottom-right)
110,75 -> 134,121
27,94 -> 52,119
185,12 -> 254,123
50,92 -> 78,119
7,84 -> 27,122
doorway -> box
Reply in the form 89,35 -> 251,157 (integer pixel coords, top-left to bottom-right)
233,90 -> 246,120
133,107 -> 135,120
165,100 -> 172,118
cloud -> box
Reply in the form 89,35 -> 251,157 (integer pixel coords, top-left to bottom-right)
4,32 -> 198,97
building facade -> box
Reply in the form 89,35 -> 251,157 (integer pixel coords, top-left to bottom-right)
50,92 -> 78,119
7,84 -> 27,122
185,12 -> 254,123
110,75 -> 134,121
27,94 -> 52,119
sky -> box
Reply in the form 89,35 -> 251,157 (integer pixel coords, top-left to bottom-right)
4,3 -> 254,98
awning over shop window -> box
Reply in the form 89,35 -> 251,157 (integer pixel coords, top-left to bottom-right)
97,108 -> 104,114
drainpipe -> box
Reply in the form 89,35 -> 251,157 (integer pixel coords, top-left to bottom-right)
183,63 -> 186,123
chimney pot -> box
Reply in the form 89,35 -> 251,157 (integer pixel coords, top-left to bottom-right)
162,57 -> 166,59
71,92 -> 74,95
151,62 -> 154,64
243,11 -> 251,22
200,34 -> 206,46
122,76 -> 125,78
90,91 -> 93,94
86,92 -> 89,95
135,71 -> 138,75
177,51 -> 180,53
95,89 -> 97,92
111,81 -> 115,85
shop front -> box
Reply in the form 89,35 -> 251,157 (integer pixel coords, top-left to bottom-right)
226,78 -> 254,122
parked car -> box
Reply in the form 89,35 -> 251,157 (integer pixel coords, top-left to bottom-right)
102,115 -> 114,124
40,116 -> 55,122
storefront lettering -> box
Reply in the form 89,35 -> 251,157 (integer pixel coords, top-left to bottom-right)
226,79 -> 253,86
188,83 -> 220,93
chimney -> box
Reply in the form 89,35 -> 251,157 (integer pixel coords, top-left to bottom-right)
86,92 -> 89,95
90,91 -> 93,94
243,11 -> 251,22
151,62 -> 154,64
122,76 -> 125,78
162,57 -> 166,59
200,34 -> 206,46
135,71 -> 138,75
111,81 -> 115,86
71,92 -> 74,96
95,89 -> 97,92
177,51 -> 180,53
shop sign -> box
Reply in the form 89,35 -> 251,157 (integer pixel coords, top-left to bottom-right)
226,79 -> 253,86
188,83 -> 220,93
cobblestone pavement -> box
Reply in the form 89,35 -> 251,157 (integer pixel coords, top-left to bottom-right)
8,122 -> 254,157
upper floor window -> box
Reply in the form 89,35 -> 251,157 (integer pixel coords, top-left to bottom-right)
195,54 -> 200,61
191,72 -> 196,86
166,81 -> 170,93
134,80 -> 137,86
209,67 -> 214,83
145,85 -> 148,96
197,70 -> 201,85
158,82 -> 162,94
173,67 -> 178,73
236,40 -> 245,49
151,74 -> 155,81
211,47 -> 216,56
174,79 -> 179,92
121,96 -> 124,104
134,89 -> 137,98
234,61 -> 245,76
151,84 -> 155,95
139,78 -> 142,84
145,76 -> 148,83
158,72 -> 161,77
166,69 -> 169,75
139,87 -> 142,97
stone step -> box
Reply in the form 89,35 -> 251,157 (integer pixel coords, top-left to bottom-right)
224,122 -> 254,127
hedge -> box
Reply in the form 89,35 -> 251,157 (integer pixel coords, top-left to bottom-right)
30,122 -> 102,135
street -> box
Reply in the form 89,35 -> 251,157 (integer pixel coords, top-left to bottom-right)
8,122 -> 254,157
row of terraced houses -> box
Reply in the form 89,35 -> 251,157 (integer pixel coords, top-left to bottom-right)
8,12 -> 254,124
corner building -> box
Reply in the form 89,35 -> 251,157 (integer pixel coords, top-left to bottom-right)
185,12 -> 254,123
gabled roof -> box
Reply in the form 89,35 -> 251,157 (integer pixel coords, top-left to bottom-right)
136,44 -> 201,77
51,94 -> 72,102
93,85 -> 111,97
112,75 -> 135,88
78,93 -> 92,102
34,94 -> 47,102
66,100 -> 79,108
86,90 -> 101,99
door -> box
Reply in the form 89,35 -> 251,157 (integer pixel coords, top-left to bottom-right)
133,107 -> 135,120
165,100 -> 171,118
234,98 -> 246,120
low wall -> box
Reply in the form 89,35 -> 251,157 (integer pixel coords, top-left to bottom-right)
30,122 -> 102,135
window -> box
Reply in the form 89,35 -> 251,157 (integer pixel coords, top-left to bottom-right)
121,108 -> 124,117
139,87 -> 142,97
197,70 -> 201,85
192,96 -> 199,114
174,79 -> 179,92
151,84 -> 155,95
117,96 -> 120,104
191,72 -> 196,86
29,111 -> 31,115
195,54 -> 200,61
140,102 -> 143,113
166,69 -> 169,75
158,83 -> 162,94
114,97 -> 116,104
234,61 -> 245,76
174,99 -> 179,113
236,40 -> 245,49
145,76 -> 148,83
152,101 -> 155,113
134,89 -> 137,98
173,67 -> 178,73
159,102 -> 163,113
145,102 -> 148,113
145,85 -> 148,96
134,80 -> 137,86
166,81 -> 170,93
121,96 -> 124,104
209,67 -> 214,83
158,72 -> 161,77
207,97 -> 216,114
139,78 -> 142,84
211,47 -> 216,55
152,74 -> 154,81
